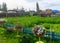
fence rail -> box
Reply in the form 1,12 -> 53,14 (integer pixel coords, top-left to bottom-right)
45,31 -> 60,40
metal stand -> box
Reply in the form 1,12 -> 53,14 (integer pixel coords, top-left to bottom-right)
39,37 -> 41,43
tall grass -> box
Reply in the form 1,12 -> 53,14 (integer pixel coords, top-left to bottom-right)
5,16 -> 60,27
4,16 -> 60,32
0,16 -> 60,43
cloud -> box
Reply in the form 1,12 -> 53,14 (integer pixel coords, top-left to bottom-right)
37,0 -> 60,10
0,0 -> 60,10
25,0 -> 42,2
0,0 -> 36,11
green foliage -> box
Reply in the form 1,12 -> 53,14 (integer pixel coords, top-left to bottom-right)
42,23 -> 50,29
3,16 -> 60,32
5,16 -> 60,25
0,16 -> 60,43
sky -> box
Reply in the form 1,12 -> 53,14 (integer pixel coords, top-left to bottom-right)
0,0 -> 60,11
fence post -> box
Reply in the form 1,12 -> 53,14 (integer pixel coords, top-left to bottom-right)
50,24 -> 52,43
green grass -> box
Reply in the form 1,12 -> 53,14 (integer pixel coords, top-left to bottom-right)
5,16 -> 60,24
0,27 -> 19,43
4,16 -> 60,33
0,16 -> 60,43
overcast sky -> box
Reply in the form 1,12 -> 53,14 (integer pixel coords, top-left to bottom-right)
0,0 -> 60,11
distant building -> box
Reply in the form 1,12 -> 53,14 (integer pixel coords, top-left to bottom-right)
52,10 -> 59,14
0,10 -> 6,18
46,9 -> 52,13
7,10 -> 17,13
18,10 -> 25,16
17,9 -> 26,16
0,11 -> 4,13
29,10 -> 35,16
35,2 -> 52,17
40,10 -> 47,17
55,11 -> 60,16
6,10 -> 18,17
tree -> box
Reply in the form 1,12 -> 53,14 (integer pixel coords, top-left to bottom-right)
36,2 -> 39,12
2,2 -> 7,12
0,5 -> 2,10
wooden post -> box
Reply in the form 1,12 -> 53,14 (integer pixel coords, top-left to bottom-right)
52,30 -> 54,43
